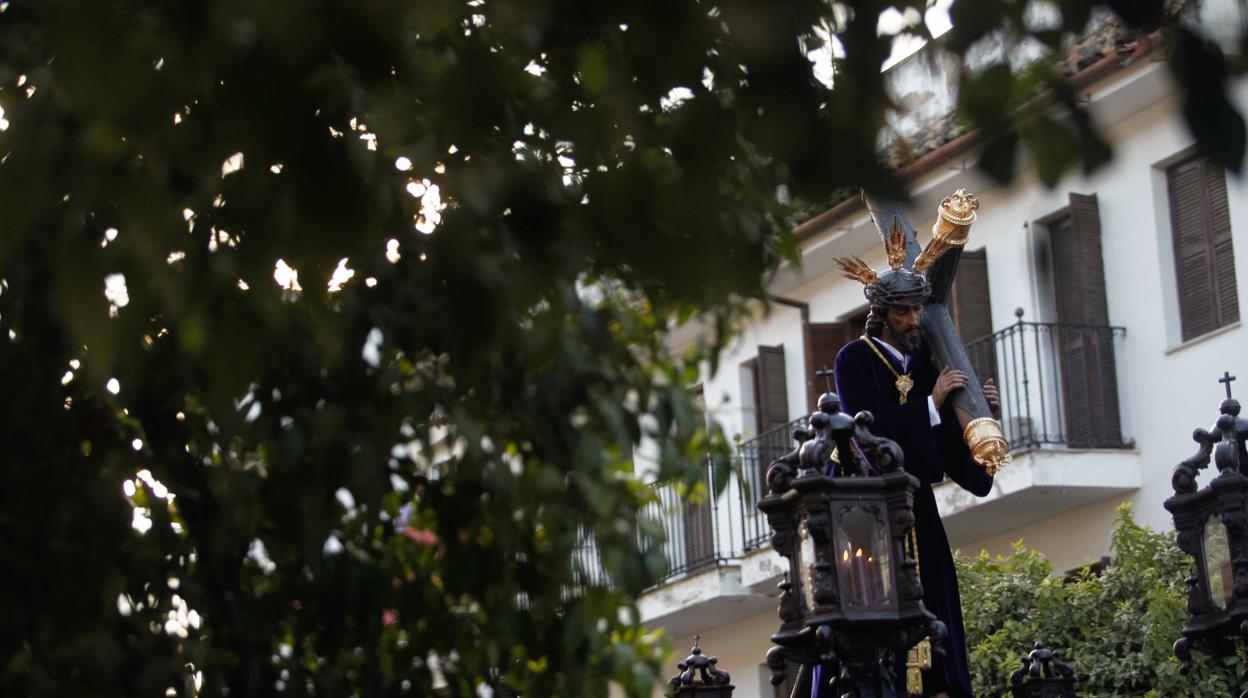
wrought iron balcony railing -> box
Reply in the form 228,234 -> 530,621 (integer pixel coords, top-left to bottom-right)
965,311 -> 1129,451
571,418 -> 805,591
737,417 -> 808,553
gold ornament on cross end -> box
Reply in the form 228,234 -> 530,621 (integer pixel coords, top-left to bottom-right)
963,417 -> 1012,475
913,188 -> 979,275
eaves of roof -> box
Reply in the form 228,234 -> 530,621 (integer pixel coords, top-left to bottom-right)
793,26 -> 1165,243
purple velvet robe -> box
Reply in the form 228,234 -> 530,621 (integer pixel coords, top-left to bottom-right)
814,336 -> 992,698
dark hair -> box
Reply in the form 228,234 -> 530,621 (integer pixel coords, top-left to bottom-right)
865,307 -> 885,337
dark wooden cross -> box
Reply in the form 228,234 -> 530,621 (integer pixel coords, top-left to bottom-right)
1220,371 -> 1237,399
865,196 -> 992,424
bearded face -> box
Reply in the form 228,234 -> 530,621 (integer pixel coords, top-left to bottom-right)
883,304 -> 924,354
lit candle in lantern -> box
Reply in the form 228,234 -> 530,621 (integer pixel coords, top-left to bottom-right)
866,554 -> 876,605
841,545 -> 858,605
855,547 -> 869,604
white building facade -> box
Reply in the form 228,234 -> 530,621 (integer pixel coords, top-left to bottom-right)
627,18 -> 1247,698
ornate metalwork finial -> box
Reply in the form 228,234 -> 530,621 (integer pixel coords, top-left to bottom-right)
1009,642 -> 1078,697
799,394 -> 853,475
764,423 -> 813,495
1213,372 -> 1247,476
815,366 -> 834,393
1169,375 -> 1248,493
668,638 -> 733,696
1221,371 -> 1237,400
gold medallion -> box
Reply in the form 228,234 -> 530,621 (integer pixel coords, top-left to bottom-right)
895,374 -> 914,405
861,336 -> 918,406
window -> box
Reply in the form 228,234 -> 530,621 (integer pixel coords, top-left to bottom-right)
1042,193 -> 1123,448
743,345 -> 790,436
1167,154 -> 1240,341
949,248 -> 994,344
679,383 -> 715,571
806,308 -> 867,410
741,346 -> 791,500
949,248 -> 997,390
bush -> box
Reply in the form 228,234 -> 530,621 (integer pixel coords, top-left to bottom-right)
955,505 -> 1242,697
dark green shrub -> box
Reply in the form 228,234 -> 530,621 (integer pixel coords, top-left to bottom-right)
955,505 -> 1243,697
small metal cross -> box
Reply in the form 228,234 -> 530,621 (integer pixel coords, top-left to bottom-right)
1219,371 -> 1237,399
816,366 -> 834,392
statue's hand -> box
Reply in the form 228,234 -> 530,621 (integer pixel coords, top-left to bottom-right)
932,367 -> 968,409
983,378 -> 1001,413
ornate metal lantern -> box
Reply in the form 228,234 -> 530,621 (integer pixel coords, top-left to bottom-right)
758,393 -> 944,696
667,636 -> 734,698
1009,642 -> 1079,698
1164,372 -> 1248,692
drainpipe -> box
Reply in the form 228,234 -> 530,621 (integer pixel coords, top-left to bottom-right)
768,295 -> 816,412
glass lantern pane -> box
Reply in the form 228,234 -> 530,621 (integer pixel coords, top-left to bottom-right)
798,518 -> 817,613
833,504 -> 895,609
1202,514 -> 1233,611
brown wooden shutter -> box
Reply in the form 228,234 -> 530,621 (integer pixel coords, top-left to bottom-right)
807,322 -> 853,410
1050,193 -> 1122,447
949,248 -> 997,387
681,466 -> 715,572
1171,156 -> 1217,338
756,345 -> 790,435
950,249 -> 995,342
1169,155 -> 1240,340
1209,163 -> 1240,326
1057,194 -> 1111,325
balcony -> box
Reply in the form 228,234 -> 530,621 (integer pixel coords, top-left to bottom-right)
939,314 -> 1140,544
571,421 -> 805,635
572,416 -> 805,591
964,312 -> 1131,452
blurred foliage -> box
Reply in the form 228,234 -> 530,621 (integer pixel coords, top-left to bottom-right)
0,0 -> 1244,696
950,0 -> 1247,184
958,505 -> 1242,697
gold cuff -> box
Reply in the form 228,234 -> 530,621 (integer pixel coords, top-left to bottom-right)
931,218 -> 972,246
963,417 -> 1011,475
